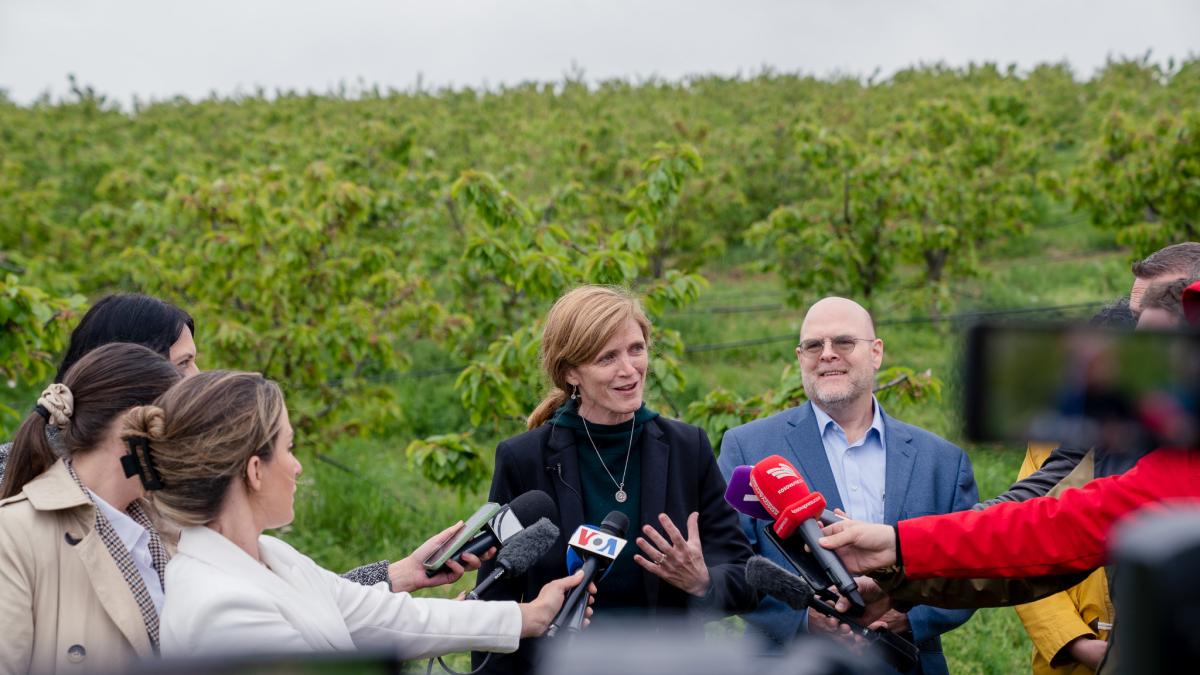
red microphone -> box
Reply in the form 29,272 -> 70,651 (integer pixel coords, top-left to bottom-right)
748,455 -> 827,538
775,491 -> 827,540
749,455 -> 864,613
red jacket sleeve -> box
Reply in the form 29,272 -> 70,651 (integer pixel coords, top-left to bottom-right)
899,449 -> 1200,579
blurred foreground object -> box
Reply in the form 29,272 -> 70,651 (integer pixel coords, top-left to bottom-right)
964,322 -> 1200,451
538,620 -> 883,675
1113,508 -> 1200,675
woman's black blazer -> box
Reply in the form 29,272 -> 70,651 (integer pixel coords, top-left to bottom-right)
471,415 -> 756,674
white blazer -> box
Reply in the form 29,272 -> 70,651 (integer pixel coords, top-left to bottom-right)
160,526 -> 522,660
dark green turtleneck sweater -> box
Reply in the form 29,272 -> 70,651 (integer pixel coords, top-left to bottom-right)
551,401 -> 659,615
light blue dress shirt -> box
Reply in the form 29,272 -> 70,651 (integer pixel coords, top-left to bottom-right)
811,397 -> 887,524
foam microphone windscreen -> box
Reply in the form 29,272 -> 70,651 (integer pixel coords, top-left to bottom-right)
744,555 -> 816,612
749,455 -> 809,518
724,465 -> 774,520
601,510 -> 630,537
496,518 -> 559,575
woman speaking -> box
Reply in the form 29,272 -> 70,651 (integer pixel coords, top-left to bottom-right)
473,285 -> 755,674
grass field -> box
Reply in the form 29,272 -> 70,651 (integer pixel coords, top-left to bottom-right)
282,200 -> 1129,672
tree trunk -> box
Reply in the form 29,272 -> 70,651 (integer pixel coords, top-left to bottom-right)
924,248 -> 949,322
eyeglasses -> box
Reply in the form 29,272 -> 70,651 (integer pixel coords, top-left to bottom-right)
797,335 -> 875,358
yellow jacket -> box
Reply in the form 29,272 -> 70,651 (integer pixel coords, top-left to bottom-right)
1013,443 -> 1113,675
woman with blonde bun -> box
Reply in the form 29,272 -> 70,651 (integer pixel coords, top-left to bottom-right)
125,370 -> 590,659
0,343 -> 181,673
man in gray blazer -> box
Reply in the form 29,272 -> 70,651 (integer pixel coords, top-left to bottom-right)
717,297 -> 977,675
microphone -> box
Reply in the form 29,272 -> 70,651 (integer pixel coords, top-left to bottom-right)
427,490 -> 558,577
467,518 -> 560,600
724,464 -> 844,524
724,465 -> 775,520
750,455 -> 865,613
745,556 -> 918,673
547,510 -> 629,637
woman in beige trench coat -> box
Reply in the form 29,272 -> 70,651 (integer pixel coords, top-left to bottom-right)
0,344 -> 181,674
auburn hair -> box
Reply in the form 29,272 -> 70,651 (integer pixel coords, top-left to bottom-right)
526,285 -> 651,429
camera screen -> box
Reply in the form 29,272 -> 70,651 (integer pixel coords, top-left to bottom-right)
964,323 -> 1200,450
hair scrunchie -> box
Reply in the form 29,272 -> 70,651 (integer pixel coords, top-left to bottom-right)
36,383 -> 74,428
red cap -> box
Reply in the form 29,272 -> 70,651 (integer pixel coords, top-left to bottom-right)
1183,281 -> 1200,326
749,455 -> 813,526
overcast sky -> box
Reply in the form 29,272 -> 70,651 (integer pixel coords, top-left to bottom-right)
1,0 -> 1197,105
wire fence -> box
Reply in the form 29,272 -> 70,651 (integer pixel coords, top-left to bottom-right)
373,299 -> 1110,380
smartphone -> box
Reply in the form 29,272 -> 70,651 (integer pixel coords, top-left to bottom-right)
421,502 -> 503,574
964,322 -> 1200,450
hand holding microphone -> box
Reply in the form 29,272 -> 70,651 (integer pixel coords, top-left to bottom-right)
391,521 -> 496,593
421,490 -> 558,580
467,518 -> 560,600
745,556 -> 918,673
547,511 -> 629,637
749,455 -> 866,614
817,518 -> 898,575
518,571 -> 597,638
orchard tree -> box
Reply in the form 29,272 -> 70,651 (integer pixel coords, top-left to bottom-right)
0,273 -> 84,428
624,142 -> 712,278
747,123 -> 902,307
888,99 -> 1045,314
1072,110 -> 1200,256
115,162 -> 450,446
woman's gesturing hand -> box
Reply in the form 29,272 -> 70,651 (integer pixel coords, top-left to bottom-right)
389,521 -> 496,593
633,512 -> 711,597
518,571 -> 597,638
818,519 -> 897,574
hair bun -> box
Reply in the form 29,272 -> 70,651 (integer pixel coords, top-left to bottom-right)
122,405 -> 167,441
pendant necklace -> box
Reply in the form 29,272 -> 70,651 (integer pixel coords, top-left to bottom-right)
581,414 -> 636,503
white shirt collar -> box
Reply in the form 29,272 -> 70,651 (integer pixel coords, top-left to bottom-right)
88,489 -> 148,551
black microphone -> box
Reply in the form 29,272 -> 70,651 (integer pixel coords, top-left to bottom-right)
428,490 -> 558,577
745,556 -> 919,673
547,510 -> 629,637
467,518 -> 560,600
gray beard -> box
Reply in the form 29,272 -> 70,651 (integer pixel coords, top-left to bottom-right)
804,379 -> 869,413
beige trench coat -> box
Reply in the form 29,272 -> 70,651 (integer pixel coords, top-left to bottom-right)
0,460 -> 154,674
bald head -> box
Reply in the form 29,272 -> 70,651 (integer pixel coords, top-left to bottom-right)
797,297 -> 883,417
800,297 -> 876,341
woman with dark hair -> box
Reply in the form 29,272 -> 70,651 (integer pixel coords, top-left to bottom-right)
1,292 -> 479,591
55,293 -> 199,380
472,285 -> 756,674
0,294 -> 197,486
0,343 -> 182,673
